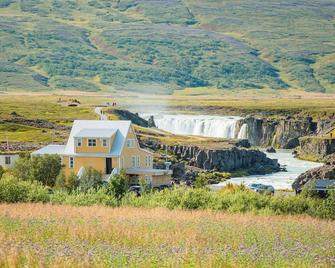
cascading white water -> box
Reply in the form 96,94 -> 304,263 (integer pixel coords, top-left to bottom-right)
237,123 -> 248,139
141,114 -> 248,139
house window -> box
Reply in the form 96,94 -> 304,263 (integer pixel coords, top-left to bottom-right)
131,156 -> 136,168
102,138 -> 108,147
5,156 -> 11,165
69,157 -> 74,169
76,138 -> 82,147
136,156 -> 140,167
127,139 -> 135,148
131,156 -> 140,168
145,155 -> 152,167
88,138 -> 96,147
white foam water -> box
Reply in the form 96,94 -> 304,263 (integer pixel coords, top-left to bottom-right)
141,114 -> 247,139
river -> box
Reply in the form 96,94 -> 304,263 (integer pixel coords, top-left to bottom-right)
211,150 -> 323,190
141,113 -> 322,190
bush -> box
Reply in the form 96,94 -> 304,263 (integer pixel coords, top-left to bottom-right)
55,171 -> 78,191
50,188 -> 117,206
106,171 -> 130,201
78,167 -> 102,192
13,155 -> 62,187
0,174 -> 49,203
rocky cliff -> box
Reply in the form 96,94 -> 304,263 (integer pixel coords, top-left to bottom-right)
292,155 -> 335,192
235,116 -> 317,149
151,143 -> 280,175
297,137 -> 335,162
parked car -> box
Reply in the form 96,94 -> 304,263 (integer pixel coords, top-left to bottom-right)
128,185 -> 141,196
247,183 -> 275,195
247,183 -> 263,190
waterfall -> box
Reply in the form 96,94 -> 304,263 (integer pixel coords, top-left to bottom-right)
141,114 -> 245,139
237,123 -> 248,139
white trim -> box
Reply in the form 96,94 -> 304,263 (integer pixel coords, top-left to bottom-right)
76,138 -> 82,147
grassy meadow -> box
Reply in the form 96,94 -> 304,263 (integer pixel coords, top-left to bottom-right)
0,203 -> 334,267
0,92 -> 334,146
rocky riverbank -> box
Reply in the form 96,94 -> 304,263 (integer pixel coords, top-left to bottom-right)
296,137 -> 335,162
292,155 -> 335,192
235,116 -> 317,149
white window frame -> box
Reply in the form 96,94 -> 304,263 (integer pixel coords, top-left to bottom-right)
102,138 -> 108,147
127,139 -> 135,148
76,138 -> 82,147
136,156 -> 140,168
69,157 -> 74,169
87,138 -> 97,147
145,155 -> 152,167
131,156 -> 136,168
5,156 -> 11,165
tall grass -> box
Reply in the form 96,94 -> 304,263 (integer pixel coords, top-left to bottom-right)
0,203 -> 334,267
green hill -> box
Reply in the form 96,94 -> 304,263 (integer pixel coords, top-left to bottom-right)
0,0 -> 334,94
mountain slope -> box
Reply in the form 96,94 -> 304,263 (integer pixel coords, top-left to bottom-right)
0,0 -> 334,94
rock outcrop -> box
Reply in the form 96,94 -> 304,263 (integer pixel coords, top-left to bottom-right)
292,155 -> 335,192
109,109 -> 150,127
235,116 -> 317,149
156,144 -> 280,175
297,137 -> 335,162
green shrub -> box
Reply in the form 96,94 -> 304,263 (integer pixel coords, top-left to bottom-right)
13,155 -> 62,187
78,167 -> 102,192
106,171 -> 130,201
180,188 -> 214,209
0,174 -> 49,203
50,189 -> 117,207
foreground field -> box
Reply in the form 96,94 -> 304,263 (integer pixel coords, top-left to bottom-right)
0,204 -> 334,267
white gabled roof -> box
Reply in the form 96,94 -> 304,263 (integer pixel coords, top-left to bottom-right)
64,120 -> 131,156
74,128 -> 116,138
32,145 -> 66,155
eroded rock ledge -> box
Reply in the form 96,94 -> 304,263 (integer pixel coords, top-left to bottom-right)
292,155 -> 335,192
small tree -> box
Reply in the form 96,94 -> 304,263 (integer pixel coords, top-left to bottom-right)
78,167 -> 102,192
30,155 -> 62,187
107,171 -> 129,201
12,156 -> 31,181
13,155 -> 62,187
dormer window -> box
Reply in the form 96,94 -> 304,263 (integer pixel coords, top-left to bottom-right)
127,139 -> 135,148
76,138 -> 82,147
102,138 -> 108,147
88,138 -> 97,147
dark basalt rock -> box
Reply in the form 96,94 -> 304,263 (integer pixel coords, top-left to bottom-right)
292,158 -> 335,192
110,109 -> 150,127
235,116 -> 319,149
297,137 -> 335,162
266,147 -> 276,153
160,144 -> 280,175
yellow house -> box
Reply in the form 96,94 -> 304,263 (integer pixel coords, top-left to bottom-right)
32,120 -> 172,187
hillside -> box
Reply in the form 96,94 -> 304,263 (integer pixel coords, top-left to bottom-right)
0,0 -> 334,94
